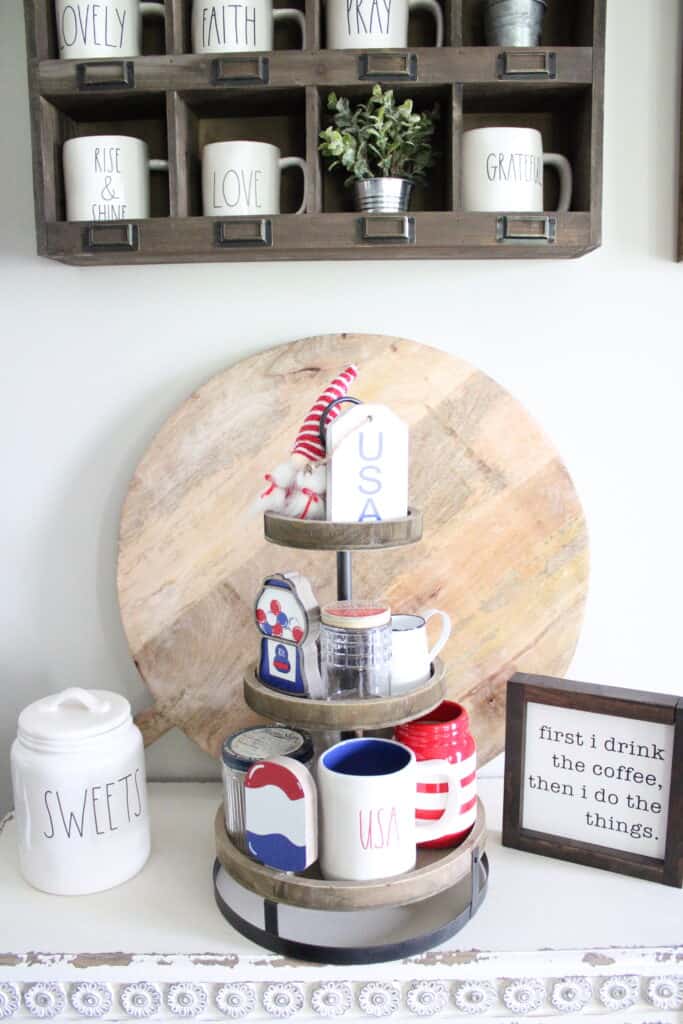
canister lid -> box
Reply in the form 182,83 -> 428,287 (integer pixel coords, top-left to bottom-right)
17,688 -> 132,744
222,726 -> 314,773
321,600 -> 391,630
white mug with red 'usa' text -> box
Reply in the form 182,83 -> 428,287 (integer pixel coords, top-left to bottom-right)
317,737 -> 466,881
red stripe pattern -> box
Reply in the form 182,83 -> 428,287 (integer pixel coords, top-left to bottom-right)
291,365 -> 358,462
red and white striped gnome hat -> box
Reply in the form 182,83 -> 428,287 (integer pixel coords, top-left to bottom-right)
291,365 -> 358,464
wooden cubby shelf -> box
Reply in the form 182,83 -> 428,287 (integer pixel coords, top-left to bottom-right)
24,0 -> 605,265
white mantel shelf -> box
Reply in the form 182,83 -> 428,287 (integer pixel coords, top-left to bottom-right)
1,781 -> 681,1023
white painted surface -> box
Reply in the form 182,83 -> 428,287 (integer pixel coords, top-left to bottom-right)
1,780 -> 680,955
1,0 -> 683,819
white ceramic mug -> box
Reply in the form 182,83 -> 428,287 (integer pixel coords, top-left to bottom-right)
391,610 -> 451,695
55,0 -> 165,59
192,0 -> 305,51
318,737 -> 465,881
326,0 -> 443,49
202,141 -> 308,216
63,135 -> 168,221
462,127 -> 572,212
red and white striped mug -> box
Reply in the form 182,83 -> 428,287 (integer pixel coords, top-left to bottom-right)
395,700 -> 477,849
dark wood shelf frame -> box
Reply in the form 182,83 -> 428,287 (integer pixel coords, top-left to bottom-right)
23,0 -> 606,264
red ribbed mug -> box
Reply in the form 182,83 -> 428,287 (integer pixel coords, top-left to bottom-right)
395,701 -> 477,849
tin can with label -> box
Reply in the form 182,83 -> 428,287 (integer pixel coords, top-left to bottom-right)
221,726 -> 314,852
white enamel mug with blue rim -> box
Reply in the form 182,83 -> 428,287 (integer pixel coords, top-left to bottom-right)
318,737 -> 465,881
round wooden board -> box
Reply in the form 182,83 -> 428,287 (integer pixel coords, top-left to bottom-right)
244,659 -> 446,730
214,801 -> 486,911
117,334 -> 588,764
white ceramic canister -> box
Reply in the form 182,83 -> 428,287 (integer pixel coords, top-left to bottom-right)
10,688 -> 150,895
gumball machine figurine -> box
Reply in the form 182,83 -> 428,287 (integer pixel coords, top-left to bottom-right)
255,573 -> 323,698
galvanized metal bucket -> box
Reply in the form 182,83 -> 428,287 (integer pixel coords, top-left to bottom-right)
484,0 -> 547,46
353,178 -> 414,213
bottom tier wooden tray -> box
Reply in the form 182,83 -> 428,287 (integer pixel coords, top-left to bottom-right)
213,801 -> 488,964
243,659 -> 447,732
214,799 -> 485,911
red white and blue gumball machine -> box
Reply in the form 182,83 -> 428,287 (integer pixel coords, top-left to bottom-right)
255,572 -> 323,698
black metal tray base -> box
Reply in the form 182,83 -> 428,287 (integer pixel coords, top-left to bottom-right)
212,849 -> 488,965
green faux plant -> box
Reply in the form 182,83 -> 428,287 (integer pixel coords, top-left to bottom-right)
319,85 -> 438,187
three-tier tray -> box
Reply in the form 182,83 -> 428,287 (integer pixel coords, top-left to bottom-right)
213,509 -> 488,964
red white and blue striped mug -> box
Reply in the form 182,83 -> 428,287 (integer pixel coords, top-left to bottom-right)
395,701 -> 477,849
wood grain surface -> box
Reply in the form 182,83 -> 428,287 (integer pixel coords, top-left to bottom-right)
117,333 -> 589,765
214,800 -> 487,910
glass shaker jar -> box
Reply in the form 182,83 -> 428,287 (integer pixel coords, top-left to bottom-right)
221,726 -> 314,852
320,600 -> 392,700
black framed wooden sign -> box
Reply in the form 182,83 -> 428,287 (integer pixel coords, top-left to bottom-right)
503,673 -> 683,886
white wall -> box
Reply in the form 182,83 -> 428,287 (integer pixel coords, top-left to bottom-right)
1,0 -> 682,816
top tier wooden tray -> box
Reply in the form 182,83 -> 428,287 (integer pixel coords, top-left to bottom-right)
23,0 -> 605,265
264,508 -> 422,549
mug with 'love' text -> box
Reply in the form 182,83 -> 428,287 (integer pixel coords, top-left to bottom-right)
202,141 -> 308,216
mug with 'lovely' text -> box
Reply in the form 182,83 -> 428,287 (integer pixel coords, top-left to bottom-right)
55,0 -> 165,59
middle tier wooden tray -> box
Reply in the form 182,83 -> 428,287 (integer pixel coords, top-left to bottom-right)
214,797 -> 486,910
244,658 -> 446,730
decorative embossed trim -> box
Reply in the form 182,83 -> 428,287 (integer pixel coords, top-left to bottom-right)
311,982 -> 353,1018
647,976 -> 683,1010
120,983 -> 161,1018
70,983 -> 112,1018
0,975 -> 680,1019
215,983 -> 256,1019
598,975 -> 639,1011
262,983 -> 304,1018
405,981 -> 448,1017
358,983 -> 401,1018
501,978 -> 546,1015
0,983 -> 20,1020
24,984 -> 66,1019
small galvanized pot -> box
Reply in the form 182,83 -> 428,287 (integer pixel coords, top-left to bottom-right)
353,177 -> 414,213
484,0 -> 547,47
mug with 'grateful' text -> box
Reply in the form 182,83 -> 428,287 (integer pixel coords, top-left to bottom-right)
192,0 -> 305,51
202,141 -> 308,216
462,126 -> 572,212
55,0 -> 165,59
63,135 -> 168,221
326,0 -> 443,49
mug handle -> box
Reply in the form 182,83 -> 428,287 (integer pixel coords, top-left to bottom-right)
148,159 -> 169,173
139,2 -> 166,21
544,153 -> 572,212
279,156 -> 308,214
414,758 -> 467,844
273,8 -> 307,48
421,608 -> 451,661
408,0 -> 443,46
